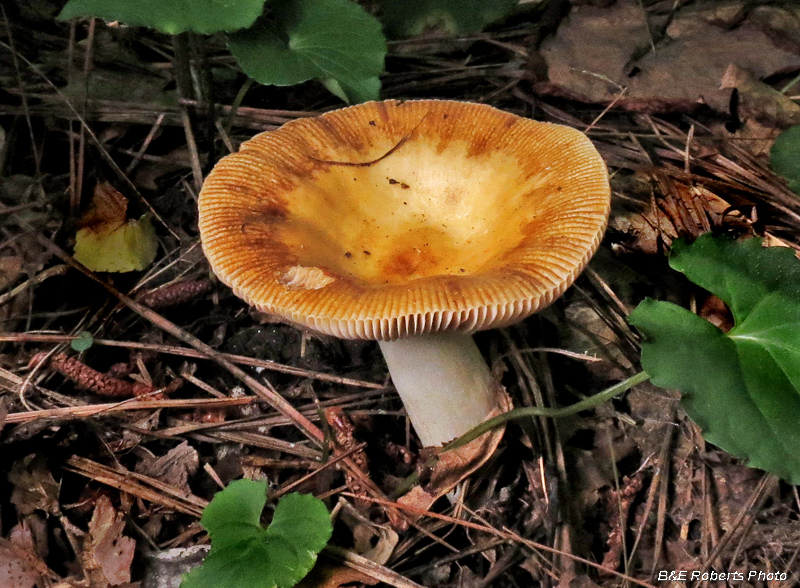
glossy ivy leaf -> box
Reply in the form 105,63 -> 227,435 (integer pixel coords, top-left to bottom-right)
227,0 -> 385,103
378,0 -> 517,38
770,125 -> 800,195
58,0 -> 266,35
628,234 -> 800,484
180,479 -> 332,588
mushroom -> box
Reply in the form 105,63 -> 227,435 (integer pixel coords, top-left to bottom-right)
198,100 -> 610,448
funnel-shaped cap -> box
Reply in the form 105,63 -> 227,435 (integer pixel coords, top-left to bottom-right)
199,100 -> 610,339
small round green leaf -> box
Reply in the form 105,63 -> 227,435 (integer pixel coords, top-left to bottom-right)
629,234 -> 800,484
227,0 -> 386,103
58,0 -> 267,35
71,331 -> 94,352
181,480 -> 332,588
770,124 -> 800,195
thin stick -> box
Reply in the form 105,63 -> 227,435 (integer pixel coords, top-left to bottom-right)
125,112 -> 167,175
33,234 -> 405,524
0,39 -> 179,239
36,234 -> 322,443
342,493 -> 658,588
5,396 -> 253,424
0,6 -> 40,177
2,333 -> 384,388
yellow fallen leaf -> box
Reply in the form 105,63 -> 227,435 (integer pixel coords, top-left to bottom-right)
73,183 -> 158,272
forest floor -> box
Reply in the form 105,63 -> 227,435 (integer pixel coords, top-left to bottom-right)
1,1 -> 799,587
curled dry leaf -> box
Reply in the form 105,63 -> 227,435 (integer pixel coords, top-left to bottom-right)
73,183 -> 157,273
83,495 -> 136,587
396,387 -> 512,522
339,502 -> 398,565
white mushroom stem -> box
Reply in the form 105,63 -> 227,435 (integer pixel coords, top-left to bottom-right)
378,332 -> 497,448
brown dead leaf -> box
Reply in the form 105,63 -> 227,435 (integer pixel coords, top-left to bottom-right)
539,0 -> 800,113
397,388 -> 511,522
83,495 -> 136,587
339,502 -> 398,565
296,503 -> 396,588
720,64 -> 800,129
9,454 -> 61,516
135,441 -> 199,496
296,556 -> 379,588
0,522 -> 45,588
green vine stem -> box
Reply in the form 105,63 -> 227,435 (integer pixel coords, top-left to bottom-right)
390,371 -> 651,498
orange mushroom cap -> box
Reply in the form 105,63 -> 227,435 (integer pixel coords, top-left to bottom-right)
199,100 -> 611,339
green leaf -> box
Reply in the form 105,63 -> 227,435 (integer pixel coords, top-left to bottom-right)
377,0 -> 517,38
628,234 -> 800,484
770,125 -> 800,195
227,0 -> 386,103
73,214 -> 158,273
58,0 -> 267,35
321,77 -> 381,106
181,480 -> 332,588
71,331 -> 94,352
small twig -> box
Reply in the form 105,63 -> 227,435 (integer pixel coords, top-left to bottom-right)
1,333 -> 384,389
0,265 -> 68,307
342,493 -> 659,588
270,442 -> 368,501
65,455 -> 207,517
1,5 -> 41,177
124,112 -> 166,175
5,396 -> 253,424
0,39 -> 179,239
76,16 -> 96,212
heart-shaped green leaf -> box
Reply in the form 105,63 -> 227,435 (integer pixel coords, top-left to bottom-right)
628,234 -> 800,484
58,0 -> 266,34
227,0 -> 386,103
181,479 -> 332,588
